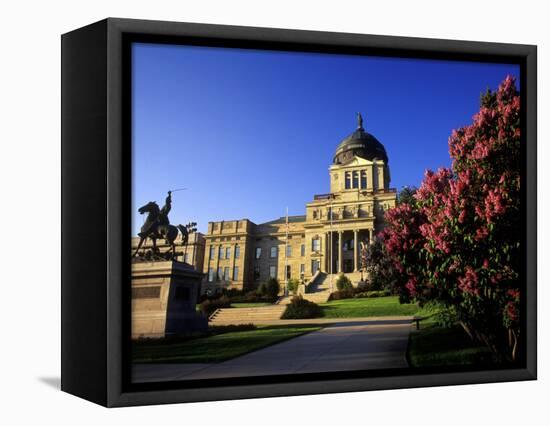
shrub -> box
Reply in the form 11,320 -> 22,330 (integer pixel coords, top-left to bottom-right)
422,300 -> 458,328
361,290 -> 391,298
287,278 -> 300,295
281,295 -> 324,319
230,291 -> 277,304
329,288 -> 392,300
336,274 -> 353,291
263,277 -> 280,298
256,281 -> 267,296
222,288 -> 244,298
200,295 -> 231,317
329,289 -> 355,301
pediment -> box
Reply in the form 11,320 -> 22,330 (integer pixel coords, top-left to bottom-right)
330,155 -> 374,170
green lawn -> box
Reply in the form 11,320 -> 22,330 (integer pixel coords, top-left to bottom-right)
231,302 -> 272,308
408,318 -> 499,368
320,296 -> 423,318
132,325 -> 320,364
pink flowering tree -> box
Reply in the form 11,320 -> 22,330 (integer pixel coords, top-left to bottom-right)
381,76 -> 521,361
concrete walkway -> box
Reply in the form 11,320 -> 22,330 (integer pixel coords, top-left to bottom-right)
133,318 -> 412,383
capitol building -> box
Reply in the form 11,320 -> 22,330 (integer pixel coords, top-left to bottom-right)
201,114 -> 397,294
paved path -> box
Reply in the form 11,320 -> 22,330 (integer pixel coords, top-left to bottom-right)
133,318 -> 412,383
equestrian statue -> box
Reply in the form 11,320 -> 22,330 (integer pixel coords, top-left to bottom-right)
133,191 -> 191,260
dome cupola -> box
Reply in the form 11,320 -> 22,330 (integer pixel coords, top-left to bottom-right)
333,113 -> 388,165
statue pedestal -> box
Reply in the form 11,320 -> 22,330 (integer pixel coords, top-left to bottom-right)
131,260 -> 207,339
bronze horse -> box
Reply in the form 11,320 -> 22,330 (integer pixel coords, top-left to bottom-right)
133,201 -> 188,260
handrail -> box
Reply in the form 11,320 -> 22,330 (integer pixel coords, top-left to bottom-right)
305,270 -> 323,293
208,308 -> 221,321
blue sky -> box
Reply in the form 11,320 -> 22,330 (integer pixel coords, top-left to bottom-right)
132,42 -> 519,235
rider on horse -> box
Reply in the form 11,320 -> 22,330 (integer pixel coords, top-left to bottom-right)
158,191 -> 172,225
134,191 -> 190,260
138,191 -> 171,238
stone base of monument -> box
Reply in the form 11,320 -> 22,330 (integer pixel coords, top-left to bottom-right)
131,260 -> 207,339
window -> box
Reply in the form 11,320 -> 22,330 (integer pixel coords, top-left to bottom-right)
209,246 -> 215,259
300,264 -> 305,277
269,265 -> 277,278
352,171 -> 359,188
344,239 -> 354,251
217,267 -> 223,281
300,244 -> 305,257
255,247 -> 262,259
224,267 -> 230,281
254,265 -> 260,280
345,171 -> 351,189
208,268 -> 215,282
270,246 -> 277,258
311,260 -> 320,274
286,245 -> 292,257
219,246 -> 224,259
286,265 -> 291,279
233,266 -> 239,281
361,170 -> 367,189
225,247 -> 231,259
235,245 -> 240,259
312,238 -> 320,252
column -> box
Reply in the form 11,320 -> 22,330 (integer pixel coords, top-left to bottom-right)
329,231 -> 334,275
353,229 -> 358,272
338,230 -> 343,273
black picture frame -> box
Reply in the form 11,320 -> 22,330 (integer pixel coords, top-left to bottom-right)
61,17 -> 537,407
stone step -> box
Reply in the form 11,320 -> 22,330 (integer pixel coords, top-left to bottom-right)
210,305 -> 286,324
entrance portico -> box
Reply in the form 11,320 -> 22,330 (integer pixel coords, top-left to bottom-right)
324,228 -> 372,274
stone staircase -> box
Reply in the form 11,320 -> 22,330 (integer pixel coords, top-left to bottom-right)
209,272 -> 339,325
209,304 -> 286,325
304,271 -> 332,303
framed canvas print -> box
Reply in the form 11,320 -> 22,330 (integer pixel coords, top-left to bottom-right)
61,18 -> 537,407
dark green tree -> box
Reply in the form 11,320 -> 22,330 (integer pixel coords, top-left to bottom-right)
397,185 -> 418,206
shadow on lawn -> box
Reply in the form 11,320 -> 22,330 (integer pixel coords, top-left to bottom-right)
133,323 -> 322,347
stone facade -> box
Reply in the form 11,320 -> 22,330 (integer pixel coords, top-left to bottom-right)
201,116 -> 397,294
